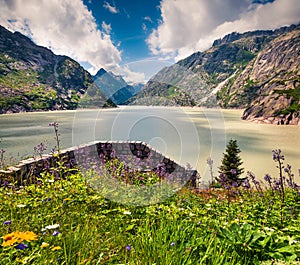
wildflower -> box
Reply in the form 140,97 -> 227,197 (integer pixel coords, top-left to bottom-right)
170,242 -> 175,246
41,224 -> 60,231
3,220 -> 12,225
242,179 -> 251,189
126,245 -> 131,251
17,231 -> 38,242
230,169 -> 237,175
123,211 -> 131,215
206,158 -> 213,166
264,174 -> 272,182
51,246 -> 62,251
2,232 -> 18,247
52,231 -> 60,236
15,243 -> 28,250
2,231 -> 37,247
272,149 -> 284,162
41,242 -> 50,248
231,181 -> 238,188
37,180 -> 43,185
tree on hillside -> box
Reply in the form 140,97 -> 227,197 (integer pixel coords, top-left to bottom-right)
218,139 -> 244,184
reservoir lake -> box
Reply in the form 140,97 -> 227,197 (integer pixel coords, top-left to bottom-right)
0,106 -> 299,183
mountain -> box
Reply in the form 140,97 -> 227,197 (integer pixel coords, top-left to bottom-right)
130,24 -> 300,125
240,27 -> 300,125
93,69 -> 143,105
0,25 -> 115,114
130,26 -> 296,107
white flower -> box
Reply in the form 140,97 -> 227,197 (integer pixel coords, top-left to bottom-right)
41,224 -> 60,231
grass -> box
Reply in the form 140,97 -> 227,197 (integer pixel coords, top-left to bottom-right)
0,159 -> 300,264
0,130 -> 299,264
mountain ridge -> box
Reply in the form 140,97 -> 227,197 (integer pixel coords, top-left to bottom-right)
130,24 -> 300,124
0,25 -> 115,114
93,68 -> 142,105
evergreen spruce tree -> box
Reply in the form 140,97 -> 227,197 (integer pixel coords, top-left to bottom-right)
218,139 -> 244,184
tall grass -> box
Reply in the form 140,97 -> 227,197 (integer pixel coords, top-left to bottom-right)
0,126 -> 299,264
0,166 -> 299,264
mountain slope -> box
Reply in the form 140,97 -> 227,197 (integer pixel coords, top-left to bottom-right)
239,28 -> 300,125
93,68 -> 142,105
130,26 -> 296,107
0,25 -> 115,114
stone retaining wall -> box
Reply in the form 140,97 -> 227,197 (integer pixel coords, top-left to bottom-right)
0,141 -> 200,188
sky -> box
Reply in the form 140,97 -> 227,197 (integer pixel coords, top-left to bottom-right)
1,0 -> 300,84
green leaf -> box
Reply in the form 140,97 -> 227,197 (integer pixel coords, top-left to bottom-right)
125,224 -> 135,231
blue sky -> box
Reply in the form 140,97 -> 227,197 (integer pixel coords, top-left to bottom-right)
1,0 -> 299,83
82,0 -> 162,63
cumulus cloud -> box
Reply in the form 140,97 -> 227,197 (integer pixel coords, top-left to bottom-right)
0,0 -> 143,83
110,64 -> 146,84
147,0 -> 300,61
103,1 -> 118,14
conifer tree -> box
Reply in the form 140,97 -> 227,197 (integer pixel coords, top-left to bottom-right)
218,139 -> 244,184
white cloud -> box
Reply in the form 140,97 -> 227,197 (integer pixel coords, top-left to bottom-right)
0,0 -> 143,83
144,16 -> 153,23
103,1 -> 118,14
147,0 -> 300,61
102,21 -> 112,34
111,64 -> 146,84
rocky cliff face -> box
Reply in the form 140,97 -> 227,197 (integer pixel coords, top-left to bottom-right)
240,28 -> 300,125
217,25 -> 300,124
0,26 -> 115,114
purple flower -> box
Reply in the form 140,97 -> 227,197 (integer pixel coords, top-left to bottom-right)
231,181 -> 238,188
15,243 -> 28,250
247,171 -> 256,181
52,230 -> 60,236
126,245 -> 131,251
170,242 -> 175,246
230,169 -> 237,175
242,179 -> 251,189
49,122 -> 59,128
264,174 -> 272,183
272,149 -> 284,162
3,220 -> 12,225
206,158 -> 213,166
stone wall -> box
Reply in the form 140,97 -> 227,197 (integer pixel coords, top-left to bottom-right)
0,141 -> 200,188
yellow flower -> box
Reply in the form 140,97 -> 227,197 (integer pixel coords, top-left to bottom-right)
1,230 -> 38,247
51,246 -> 62,251
18,231 -> 38,242
2,232 -> 15,241
2,232 -> 19,247
41,242 -> 50,248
